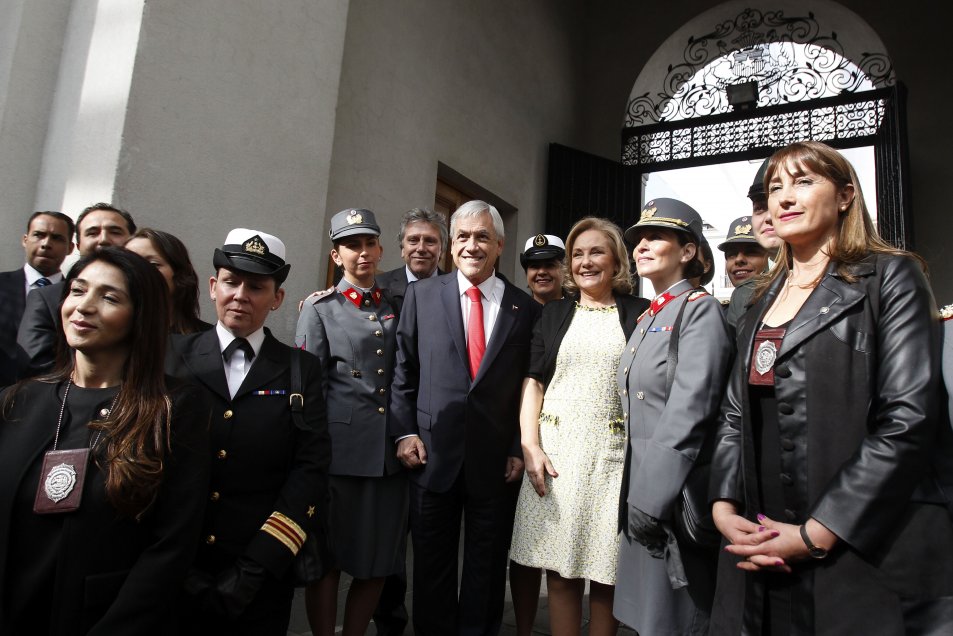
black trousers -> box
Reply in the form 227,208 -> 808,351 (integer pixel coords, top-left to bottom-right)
408,473 -> 518,636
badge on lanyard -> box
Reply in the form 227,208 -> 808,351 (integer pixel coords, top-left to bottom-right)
750,327 -> 785,386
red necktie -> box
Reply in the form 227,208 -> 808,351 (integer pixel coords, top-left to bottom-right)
465,286 -> 485,379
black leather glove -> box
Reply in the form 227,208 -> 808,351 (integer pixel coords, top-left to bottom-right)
208,556 -> 268,620
628,505 -> 666,558
183,568 -> 214,601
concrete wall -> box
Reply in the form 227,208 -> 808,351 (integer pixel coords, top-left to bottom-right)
324,0 -> 584,283
113,0 -> 351,337
576,0 -> 953,300
0,0 -> 72,253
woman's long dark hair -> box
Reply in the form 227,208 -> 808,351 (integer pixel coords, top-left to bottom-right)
130,228 -> 205,334
56,248 -> 172,518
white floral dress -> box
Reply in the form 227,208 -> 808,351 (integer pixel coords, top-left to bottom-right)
509,304 -> 626,584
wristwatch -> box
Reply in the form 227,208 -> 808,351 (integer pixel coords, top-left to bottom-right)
799,524 -> 829,559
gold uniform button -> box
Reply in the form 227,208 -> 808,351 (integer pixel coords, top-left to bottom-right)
640,328 -> 645,335
623,389 -> 628,396
376,349 -> 384,356
217,449 -> 227,460
369,315 -> 378,322
223,409 -> 233,420
374,330 -> 383,337
377,369 -> 384,375
378,387 -> 386,395
364,299 -> 371,306
210,491 -> 220,501
631,347 -> 636,353
378,407 -> 385,414
206,535 -> 216,545
636,391 -> 645,400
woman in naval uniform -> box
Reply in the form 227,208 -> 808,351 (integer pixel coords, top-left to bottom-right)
709,141 -> 953,634
0,248 -> 209,635
296,209 -> 407,636
168,228 -> 331,636
615,198 -> 732,635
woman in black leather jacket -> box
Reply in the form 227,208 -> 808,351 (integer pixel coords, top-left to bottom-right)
709,141 -> 953,634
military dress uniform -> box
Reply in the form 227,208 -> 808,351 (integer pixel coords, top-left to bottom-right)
614,198 -> 732,636
719,215 -> 768,337
169,228 -> 331,636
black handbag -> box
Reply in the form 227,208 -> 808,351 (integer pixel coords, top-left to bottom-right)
289,348 -> 331,586
664,291 -> 722,550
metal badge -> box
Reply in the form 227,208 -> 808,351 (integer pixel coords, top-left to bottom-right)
44,462 -> 78,503
754,339 -> 777,375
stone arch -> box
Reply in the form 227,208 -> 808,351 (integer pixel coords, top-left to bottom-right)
625,0 -> 894,125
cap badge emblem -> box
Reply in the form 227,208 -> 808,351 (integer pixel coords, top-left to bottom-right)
640,206 -> 657,220
734,223 -> 752,235
534,234 -> 547,247
242,236 -> 267,256
347,211 -> 364,225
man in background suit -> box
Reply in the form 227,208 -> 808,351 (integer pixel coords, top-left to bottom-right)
0,211 -> 74,387
374,207 -> 448,313
16,202 -> 135,379
371,206 -> 447,636
389,200 -> 540,635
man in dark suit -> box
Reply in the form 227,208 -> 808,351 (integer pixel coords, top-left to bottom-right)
389,200 -> 539,635
370,206 -> 447,635
168,228 -> 331,635
374,207 -> 448,314
16,202 -> 135,379
0,211 -> 74,387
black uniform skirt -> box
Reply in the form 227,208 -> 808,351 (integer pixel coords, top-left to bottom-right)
327,471 -> 408,579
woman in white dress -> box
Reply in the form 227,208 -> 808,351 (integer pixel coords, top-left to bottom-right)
510,217 -> 648,636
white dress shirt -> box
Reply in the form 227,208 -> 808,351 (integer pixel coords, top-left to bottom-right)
216,322 -> 266,398
457,269 -> 503,347
23,264 -> 63,296
404,265 -> 440,283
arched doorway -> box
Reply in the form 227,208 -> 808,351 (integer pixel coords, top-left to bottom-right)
546,2 -> 909,295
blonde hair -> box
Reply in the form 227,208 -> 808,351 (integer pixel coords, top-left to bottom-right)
755,141 -> 920,300
562,217 -> 633,296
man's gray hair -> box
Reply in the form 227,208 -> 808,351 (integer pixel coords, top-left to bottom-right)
450,200 -> 504,239
398,208 -> 448,253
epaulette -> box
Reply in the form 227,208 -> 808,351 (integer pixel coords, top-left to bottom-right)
297,286 -> 335,312
940,303 -> 953,321
687,289 -> 709,302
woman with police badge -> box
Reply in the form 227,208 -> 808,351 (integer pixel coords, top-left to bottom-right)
296,209 -> 407,636
709,141 -> 953,634
615,198 -> 732,635
0,247 -> 209,635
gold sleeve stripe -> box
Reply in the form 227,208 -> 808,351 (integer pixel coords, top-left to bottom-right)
261,512 -> 307,555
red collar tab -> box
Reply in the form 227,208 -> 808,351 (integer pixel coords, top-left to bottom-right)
649,291 -> 676,316
341,286 -> 383,308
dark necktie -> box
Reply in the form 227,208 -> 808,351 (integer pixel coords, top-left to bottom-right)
34,277 -> 51,288
223,337 -> 255,363
465,286 -> 485,379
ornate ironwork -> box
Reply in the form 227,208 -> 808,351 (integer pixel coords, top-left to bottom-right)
622,90 -> 887,168
625,8 -> 895,125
